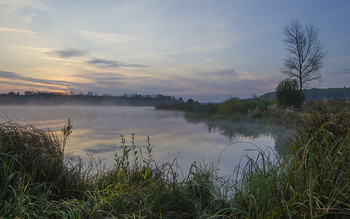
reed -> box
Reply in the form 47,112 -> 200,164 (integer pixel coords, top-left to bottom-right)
0,106 -> 349,218
230,107 -> 350,218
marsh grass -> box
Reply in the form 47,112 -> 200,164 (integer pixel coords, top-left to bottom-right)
0,121 -> 229,218
0,120 -> 88,218
1,106 -> 350,218
230,107 -> 350,218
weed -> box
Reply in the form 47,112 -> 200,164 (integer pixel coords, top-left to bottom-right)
1,106 -> 349,218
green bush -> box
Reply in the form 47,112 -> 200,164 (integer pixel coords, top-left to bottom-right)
218,97 -> 271,116
276,78 -> 305,109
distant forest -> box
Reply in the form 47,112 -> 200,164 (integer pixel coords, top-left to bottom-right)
0,91 -> 183,106
1,87 -> 349,106
260,87 -> 350,101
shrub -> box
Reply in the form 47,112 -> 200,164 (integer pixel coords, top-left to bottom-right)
276,78 -> 305,109
218,97 -> 271,116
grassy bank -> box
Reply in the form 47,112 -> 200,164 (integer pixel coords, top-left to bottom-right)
1,107 -> 349,218
156,97 -> 303,126
157,97 -> 350,127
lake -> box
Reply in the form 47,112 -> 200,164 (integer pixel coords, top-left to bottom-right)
0,106 -> 280,177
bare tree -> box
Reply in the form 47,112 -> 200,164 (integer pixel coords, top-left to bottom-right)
282,19 -> 326,90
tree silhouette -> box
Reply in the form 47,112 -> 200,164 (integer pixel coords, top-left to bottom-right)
275,78 -> 305,109
282,19 -> 326,90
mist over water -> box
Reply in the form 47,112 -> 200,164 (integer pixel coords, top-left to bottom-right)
0,106 -> 278,176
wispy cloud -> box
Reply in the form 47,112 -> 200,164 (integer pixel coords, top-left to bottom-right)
47,48 -> 147,69
51,49 -> 88,58
0,70 -> 79,88
164,68 -> 276,100
0,70 -> 116,93
0,80 -> 66,91
74,72 -> 123,81
0,0 -> 50,12
0,27 -> 35,34
87,59 -> 122,69
0,68 -> 276,101
79,30 -> 135,43
84,144 -> 117,154
210,69 -> 238,77
87,58 -> 148,69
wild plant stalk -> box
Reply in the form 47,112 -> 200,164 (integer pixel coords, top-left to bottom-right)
61,118 -> 73,152
0,120 -> 89,217
230,107 -> 350,218
1,106 -> 349,218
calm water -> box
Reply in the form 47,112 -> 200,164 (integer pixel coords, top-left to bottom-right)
0,106 -> 278,176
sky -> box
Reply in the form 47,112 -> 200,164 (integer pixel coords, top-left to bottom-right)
0,0 -> 349,102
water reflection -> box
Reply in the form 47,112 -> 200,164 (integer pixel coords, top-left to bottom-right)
184,115 -> 273,140
184,114 -> 288,154
0,106 -> 283,176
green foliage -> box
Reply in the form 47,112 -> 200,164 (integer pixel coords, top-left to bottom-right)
156,98 -> 203,112
305,87 -> 350,100
1,106 -> 350,217
303,98 -> 350,114
218,96 -> 271,118
231,107 -> 350,217
0,122 -> 230,218
276,78 -> 306,108
158,95 -> 301,124
0,121 -> 88,217
0,121 -> 86,200
260,87 -> 350,102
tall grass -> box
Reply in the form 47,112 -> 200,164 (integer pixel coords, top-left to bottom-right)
231,107 -> 350,218
1,106 -> 349,218
0,120 -> 88,217
0,121 -> 229,218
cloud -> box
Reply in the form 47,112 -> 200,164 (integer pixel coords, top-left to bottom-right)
73,72 -> 140,89
0,68 -> 276,102
163,68 -> 277,101
47,49 -> 148,69
179,68 -> 239,89
84,144 -> 117,154
0,70 -> 121,94
78,30 -> 135,43
74,72 -> 124,81
0,70 -> 80,88
0,0 -> 50,12
210,69 -> 238,77
0,27 -> 35,34
51,49 -> 87,58
87,59 -> 121,68
0,71 -> 20,79
0,80 -> 66,91
87,58 -> 148,69
0,70 -> 141,95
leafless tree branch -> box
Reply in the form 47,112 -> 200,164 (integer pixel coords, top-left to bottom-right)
282,19 -> 326,90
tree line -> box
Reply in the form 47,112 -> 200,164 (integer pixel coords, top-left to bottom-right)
0,91 -> 183,106
260,87 -> 350,101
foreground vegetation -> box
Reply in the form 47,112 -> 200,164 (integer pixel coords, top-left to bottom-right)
1,105 -> 349,218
